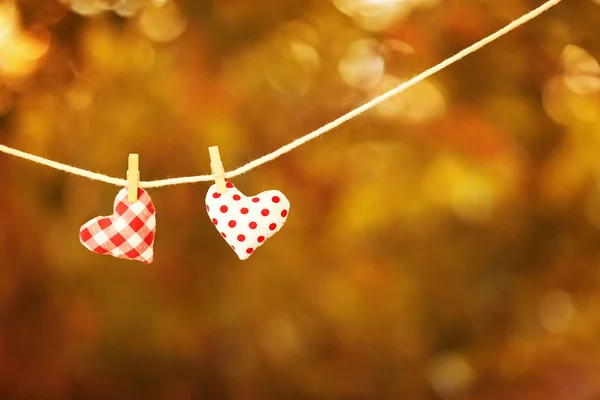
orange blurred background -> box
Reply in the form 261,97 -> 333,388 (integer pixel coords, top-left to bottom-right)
1,0 -> 600,398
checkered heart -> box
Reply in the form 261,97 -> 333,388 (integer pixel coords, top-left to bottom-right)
79,187 -> 156,263
205,181 -> 290,260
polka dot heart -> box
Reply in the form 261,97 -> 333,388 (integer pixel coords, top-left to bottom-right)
205,181 -> 290,260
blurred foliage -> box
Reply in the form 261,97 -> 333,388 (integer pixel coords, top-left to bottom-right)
1,0 -> 600,398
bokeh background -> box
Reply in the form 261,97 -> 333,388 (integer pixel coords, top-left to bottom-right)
0,0 -> 599,398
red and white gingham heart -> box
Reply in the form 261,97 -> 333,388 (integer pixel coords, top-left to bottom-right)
205,182 -> 290,260
79,187 -> 156,263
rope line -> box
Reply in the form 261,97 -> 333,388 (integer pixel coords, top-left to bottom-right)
0,0 -> 562,188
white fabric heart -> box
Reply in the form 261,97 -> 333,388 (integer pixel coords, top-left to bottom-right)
205,182 -> 290,260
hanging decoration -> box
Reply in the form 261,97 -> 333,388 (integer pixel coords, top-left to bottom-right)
79,155 -> 157,263
0,0 -> 562,262
205,147 -> 290,259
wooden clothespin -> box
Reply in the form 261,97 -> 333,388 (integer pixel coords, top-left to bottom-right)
209,146 -> 227,194
127,153 -> 139,202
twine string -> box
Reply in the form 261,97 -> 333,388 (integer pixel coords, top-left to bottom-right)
0,0 -> 562,188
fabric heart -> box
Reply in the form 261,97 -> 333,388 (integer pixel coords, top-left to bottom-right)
205,181 -> 290,260
79,187 -> 156,263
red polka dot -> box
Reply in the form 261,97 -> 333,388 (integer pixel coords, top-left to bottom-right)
220,205 -> 228,213
261,209 -> 270,216
212,218 -> 218,225
233,194 -> 241,201
228,220 -> 237,228
231,245 -> 235,249
252,197 -> 260,203
212,192 -> 221,199
281,210 -> 288,217
226,182 -> 234,188
221,232 -> 226,238
241,207 -> 249,215
272,196 -> 280,203
257,236 -> 265,243
237,234 -> 245,242
249,222 -> 257,229
206,205 -> 209,211
246,248 -> 254,254
269,223 -> 277,231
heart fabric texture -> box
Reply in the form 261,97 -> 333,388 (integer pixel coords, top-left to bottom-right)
205,181 -> 290,260
79,187 -> 156,264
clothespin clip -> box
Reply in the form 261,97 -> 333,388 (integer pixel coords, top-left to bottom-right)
209,146 -> 227,194
127,153 -> 139,202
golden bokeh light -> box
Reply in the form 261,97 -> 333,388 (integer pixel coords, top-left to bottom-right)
538,290 -> 574,334
422,156 -> 501,223
543,44 -> 600,125
429,353 -> 476,399
0,3 -> 17,44
561,45 -> 600,95
263,23 -> 321,96
63,0 -> 153,17
0,2 -> 50,83
373,75 -> 446,123
339,39 -> 384,88
332,0 -> 440,31
64,0 -> 104,16
380,39 -> 416,57
138,0 -> 187,43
